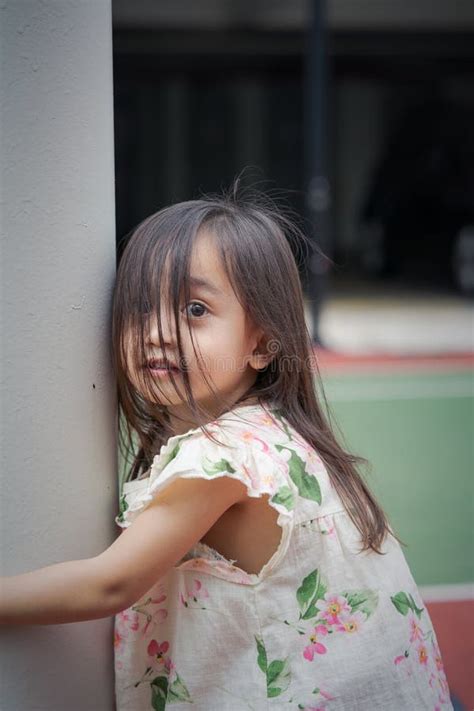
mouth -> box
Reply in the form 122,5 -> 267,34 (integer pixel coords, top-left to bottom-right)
146,358 -> 180,372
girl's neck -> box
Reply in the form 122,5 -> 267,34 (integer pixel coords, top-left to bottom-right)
166,395 -> 261,437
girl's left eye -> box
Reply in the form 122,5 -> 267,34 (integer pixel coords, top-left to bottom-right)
182,301 -> 209,319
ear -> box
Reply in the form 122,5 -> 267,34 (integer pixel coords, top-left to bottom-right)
248,330 -> 275,371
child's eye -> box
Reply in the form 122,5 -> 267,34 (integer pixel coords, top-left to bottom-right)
182,301 -> 209,319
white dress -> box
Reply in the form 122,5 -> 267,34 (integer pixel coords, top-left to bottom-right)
113,403 -> 453,711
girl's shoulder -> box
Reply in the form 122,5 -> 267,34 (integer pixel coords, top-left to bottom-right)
116,402 -> 345,530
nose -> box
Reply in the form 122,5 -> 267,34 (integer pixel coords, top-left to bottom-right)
145,306 -> 177,347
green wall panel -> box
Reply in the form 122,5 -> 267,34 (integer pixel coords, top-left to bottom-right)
322,370 -> 473,586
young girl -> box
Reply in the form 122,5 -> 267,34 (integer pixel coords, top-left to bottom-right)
1,189 -> 452,711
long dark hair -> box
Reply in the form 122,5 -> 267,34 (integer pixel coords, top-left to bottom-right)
112,184 -> 404,554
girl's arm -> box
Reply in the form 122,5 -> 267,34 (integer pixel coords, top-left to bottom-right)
0,474 -> 248,625
0,557 -> 117,625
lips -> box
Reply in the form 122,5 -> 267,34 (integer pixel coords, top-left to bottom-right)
147,358 -> 179,371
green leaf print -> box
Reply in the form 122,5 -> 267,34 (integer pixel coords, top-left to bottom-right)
390,591 -> 424,619
202,457 -> 237,477
150,673 -> 192,709
254,636 -> 291,698
255,635 -> 268,673
340,589 -> 379,618
151,676 -> 168,711
161,433 -> 196,471
116,492 -> 128,523
270,484 -> 295,511
296,569 -> 327,621
267,658 -> 291,697
162,442 -> 182,469
167,673 -> 192,703
275,445 -> 321,504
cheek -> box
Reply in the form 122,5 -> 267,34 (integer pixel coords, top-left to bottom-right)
196,335 -> 250,373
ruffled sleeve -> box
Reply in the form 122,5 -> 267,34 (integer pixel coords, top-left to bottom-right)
116,421 -> 298,530
114,418 -> 301,582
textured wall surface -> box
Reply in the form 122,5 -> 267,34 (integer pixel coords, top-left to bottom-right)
0,1 -> 117,709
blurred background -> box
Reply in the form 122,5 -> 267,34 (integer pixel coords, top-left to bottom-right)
111,1 -> 473,708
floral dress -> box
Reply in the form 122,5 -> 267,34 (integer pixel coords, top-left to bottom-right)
114,403 -> 452,711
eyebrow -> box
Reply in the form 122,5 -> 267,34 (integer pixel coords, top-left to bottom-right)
188,276 -> 223,296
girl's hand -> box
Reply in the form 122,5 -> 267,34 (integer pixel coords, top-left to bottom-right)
0,474 -> 247,626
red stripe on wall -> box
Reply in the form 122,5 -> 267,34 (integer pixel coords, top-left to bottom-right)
313,349 -> 474,373
426,599 -> 474,710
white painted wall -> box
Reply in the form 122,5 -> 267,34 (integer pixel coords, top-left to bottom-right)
0,1 -> 117,709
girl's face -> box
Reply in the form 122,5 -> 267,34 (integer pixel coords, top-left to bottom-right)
125,229 -> 264,430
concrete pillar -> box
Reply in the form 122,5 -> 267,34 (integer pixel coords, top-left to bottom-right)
0,2 -> 117,709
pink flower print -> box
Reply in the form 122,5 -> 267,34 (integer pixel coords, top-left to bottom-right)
252,408 -> 276,426
240,430 -> 271,454
188,580 -> 209,602
240,462 -> 261,490
394,651 -> 413,679
179,578 -> 210,606
130,592 -> 168,635
417,644 -> 428,667
316,593 -> 350,624
319,515 -> 336,538
438,674 -> 450,698
394,653 -> 408,665
301,685 -> 335,709
117,608 -> 140,632
114,629 -> 128,672
142,608 -> 167,635
261,470 -> 276,489
188,578 -> 209,600
147,639 -> 175,675
408,612 -> 423,643
417,643 -> 429,666
148,639 -> 169,658
318,689 -> 335,701
303,624 -> 329,660
114,628 -> 126,652
164,657 -> 175,674
431,639 -> 445,673
303,446 -> 324,473
334,610 -> 366,634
